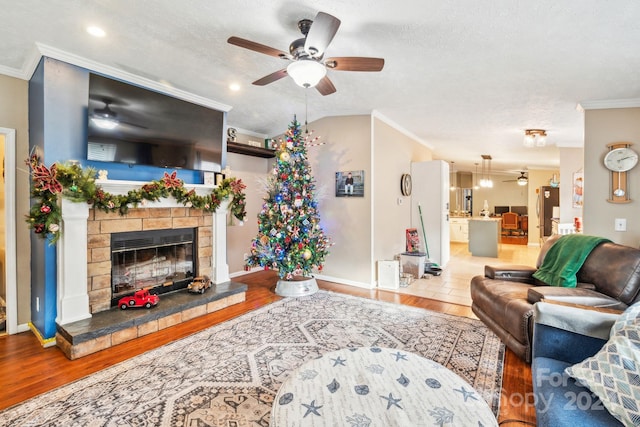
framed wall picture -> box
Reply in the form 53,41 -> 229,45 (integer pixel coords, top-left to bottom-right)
573,171 -> 584,208
336,170 -> 365,197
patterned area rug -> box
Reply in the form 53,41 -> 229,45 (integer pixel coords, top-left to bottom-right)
0,290 -> 504,426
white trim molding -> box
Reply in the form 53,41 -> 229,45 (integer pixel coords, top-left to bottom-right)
371,110 -> 433,150
12,43 -> 233,112
578,98 -> 640,111
0,127 -> 18,334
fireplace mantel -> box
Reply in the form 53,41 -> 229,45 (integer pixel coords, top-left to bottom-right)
56,180 -> 231,326
95,179 -> 216,205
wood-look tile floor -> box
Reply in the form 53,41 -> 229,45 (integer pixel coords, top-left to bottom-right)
396,242 -> 541,306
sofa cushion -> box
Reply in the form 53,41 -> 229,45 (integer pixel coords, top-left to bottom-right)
533,357 -> 620,427
533,235 -> 611,288
566,333 -> 640,426
578,243 -> 640,305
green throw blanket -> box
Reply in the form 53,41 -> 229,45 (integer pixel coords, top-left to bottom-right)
532,235 -> 611,288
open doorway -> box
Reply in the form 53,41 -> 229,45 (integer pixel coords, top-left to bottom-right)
0,127 -> 17,334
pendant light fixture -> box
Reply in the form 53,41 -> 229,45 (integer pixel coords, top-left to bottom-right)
480,155 -> 493,188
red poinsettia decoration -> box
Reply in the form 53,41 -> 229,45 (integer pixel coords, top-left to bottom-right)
32,163 -> 63,193
162,171 -> 182,189
230,179 -> 246,194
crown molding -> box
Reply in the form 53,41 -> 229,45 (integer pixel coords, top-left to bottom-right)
577,98 -> 640,111
17,43 -> 233,112
371,110 -> 433,149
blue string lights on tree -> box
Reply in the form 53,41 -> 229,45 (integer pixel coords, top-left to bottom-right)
246,117 -> 330,279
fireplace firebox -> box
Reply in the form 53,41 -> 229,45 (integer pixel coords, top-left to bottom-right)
111,228 -> 196,306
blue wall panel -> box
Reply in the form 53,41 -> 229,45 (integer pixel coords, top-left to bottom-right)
29,57 -> 222,339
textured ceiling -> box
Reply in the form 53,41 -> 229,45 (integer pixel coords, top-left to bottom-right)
3,0 -> 640,176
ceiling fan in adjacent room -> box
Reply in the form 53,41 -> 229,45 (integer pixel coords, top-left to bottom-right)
89,98 -> 147,130
503,171 -> 529,186
227,11 -> 385,95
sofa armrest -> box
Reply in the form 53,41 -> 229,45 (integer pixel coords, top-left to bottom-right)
527,287 -> 629,310
484,264 -> 537,283
532,301 -> 621,363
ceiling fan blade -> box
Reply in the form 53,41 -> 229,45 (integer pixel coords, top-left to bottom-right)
325,57 -> 385,72
227,36 -> 289,59
304,12 -> 341,57
315,76 -> 336,96
252,69 -> 288,86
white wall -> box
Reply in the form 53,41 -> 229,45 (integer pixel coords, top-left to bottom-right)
0,74 -> 29,325
372,117 -> 432,266
584,107 -> 640,246
305,115 -> 373,287
559,147 -> 584,224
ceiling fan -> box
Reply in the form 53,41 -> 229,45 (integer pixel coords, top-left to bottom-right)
503,171 -> 528,186
90,99 -> 147,130
227,11 -> 385,95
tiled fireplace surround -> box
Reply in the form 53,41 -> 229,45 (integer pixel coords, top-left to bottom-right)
55,180 -> 247,359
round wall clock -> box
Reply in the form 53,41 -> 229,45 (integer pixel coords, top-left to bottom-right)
604,147 -> 638,172
401,173 -> 412,196
604,143 -> 638,203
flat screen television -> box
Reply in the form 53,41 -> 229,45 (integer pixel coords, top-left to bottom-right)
87,73 -> 224,172
494,206 -> 509,215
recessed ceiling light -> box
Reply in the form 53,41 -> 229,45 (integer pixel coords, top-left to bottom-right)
229,83 -> 241,92
86,26 -> 106,37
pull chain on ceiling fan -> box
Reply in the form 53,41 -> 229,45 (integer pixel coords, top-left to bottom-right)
227,11 -> 385,95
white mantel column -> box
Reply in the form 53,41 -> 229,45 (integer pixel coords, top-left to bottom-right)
212,200 -> 230,284
56,198 -> 91,325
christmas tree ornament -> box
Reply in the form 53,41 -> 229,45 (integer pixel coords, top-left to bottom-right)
280,152 -> 291,162
303,249 -> 312,260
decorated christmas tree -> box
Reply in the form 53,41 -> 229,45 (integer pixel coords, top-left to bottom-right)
246,117 -> 330,280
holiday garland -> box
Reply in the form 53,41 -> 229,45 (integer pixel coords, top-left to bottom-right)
25,154 -> 246,243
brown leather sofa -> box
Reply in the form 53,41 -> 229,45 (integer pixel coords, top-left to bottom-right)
470,235 -> 640,362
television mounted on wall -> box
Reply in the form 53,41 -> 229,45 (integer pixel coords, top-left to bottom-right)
87,73 -> 224,172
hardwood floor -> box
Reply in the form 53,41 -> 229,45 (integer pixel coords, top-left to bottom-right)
0,258 -> 536,425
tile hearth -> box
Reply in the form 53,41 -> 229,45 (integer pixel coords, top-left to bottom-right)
56,281 -> 247,360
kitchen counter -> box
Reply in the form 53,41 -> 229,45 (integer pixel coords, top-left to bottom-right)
468,218 -> 501,257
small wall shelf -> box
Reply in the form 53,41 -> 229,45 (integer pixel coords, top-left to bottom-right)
227,142 -> 275,158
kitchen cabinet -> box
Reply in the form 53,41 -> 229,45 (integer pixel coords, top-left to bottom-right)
449,218 -> 469,242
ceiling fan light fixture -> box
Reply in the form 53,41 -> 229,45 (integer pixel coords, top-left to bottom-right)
517,174 -> 528,186
287,59 -> 326,88
524,129 -> 547,147
90,117 -> 119,130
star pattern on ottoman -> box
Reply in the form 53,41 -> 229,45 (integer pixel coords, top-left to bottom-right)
380,392 -> 403,410
302,399 -> 323,417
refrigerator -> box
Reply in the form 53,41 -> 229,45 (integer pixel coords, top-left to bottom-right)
538,186 -> 559,238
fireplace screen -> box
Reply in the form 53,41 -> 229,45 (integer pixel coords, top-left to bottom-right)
111,228 -> 196,305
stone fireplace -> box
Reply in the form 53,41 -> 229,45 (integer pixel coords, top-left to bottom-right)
56,179 -> 232,325
54,180 -> 248,359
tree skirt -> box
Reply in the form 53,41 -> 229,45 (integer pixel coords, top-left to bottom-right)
0,291 -> 504,426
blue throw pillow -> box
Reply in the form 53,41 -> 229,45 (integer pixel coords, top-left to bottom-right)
566,334 -> 640,426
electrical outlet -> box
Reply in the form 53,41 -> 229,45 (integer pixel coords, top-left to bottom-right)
615,218 -> 627,231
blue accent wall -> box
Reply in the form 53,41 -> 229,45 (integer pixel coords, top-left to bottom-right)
28,57 -> 223,339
